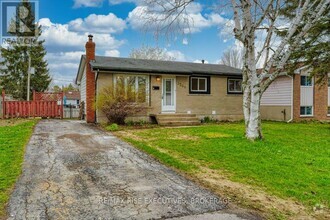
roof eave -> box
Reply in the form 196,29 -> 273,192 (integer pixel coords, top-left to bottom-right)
75,55 -> 86,85
91,65 -> 242,76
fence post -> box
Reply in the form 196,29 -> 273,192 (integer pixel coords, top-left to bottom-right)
61,92 -> 64,119
1,90 -> 5,119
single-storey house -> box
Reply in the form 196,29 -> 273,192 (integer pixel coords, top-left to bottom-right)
76,35 -> 330,124
76,35 -> 244,124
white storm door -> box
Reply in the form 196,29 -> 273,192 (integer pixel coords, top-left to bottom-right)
162,78 -> 176,112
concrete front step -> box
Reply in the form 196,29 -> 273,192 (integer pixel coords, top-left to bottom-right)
157,117 -> 200,122
157,114 -> 198,118
159,121 -> 201,126
154,114 -> 201,126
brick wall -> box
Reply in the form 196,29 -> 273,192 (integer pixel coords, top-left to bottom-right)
85,35 -> 96,123
314,76 -> 329,120
293,74 -> 301,120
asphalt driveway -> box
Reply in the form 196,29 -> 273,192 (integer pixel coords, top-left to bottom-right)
7,120 -> 252,220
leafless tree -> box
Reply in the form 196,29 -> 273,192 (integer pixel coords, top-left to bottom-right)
129,45 -> 175,61
140,0 -> 330,140
219,48 -> 243,69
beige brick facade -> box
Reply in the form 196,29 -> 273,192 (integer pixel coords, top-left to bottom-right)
95,73 -> 244,123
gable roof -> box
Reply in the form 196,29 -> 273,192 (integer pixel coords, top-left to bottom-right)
91,56 -> 242,75
64,91 -> 80,100
76,55 -> 242,84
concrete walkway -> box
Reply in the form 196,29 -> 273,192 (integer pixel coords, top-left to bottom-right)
8,120 -> 253,220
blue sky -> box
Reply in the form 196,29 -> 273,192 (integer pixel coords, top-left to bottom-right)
35,0 -> 237,86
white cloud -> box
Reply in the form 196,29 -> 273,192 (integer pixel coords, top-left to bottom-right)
104,50 -> 120,57
39,18 -> 124,52
127,3 -> 230,35
73,0 -> 103,8
46,51 -> 84,86
69,13 -> 126,34
38,17 -> 126,86
182,38 -> 188,45
166,50 -> 186,61
108,0 -> 139,5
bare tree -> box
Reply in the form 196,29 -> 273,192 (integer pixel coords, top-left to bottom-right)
219,48 -> 243,69
140,0 -> 329,140
129,45 -> 175,61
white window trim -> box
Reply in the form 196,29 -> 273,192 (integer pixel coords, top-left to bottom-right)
300,106 -> 314,117
113,74 -> 149,103
228,78 -> 243,93
190,77 -> 207,92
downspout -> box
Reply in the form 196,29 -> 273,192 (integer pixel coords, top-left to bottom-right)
287,75 -> 294,123
95,69 -> 99,123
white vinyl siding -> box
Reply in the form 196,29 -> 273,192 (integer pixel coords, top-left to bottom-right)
261,76 -> 292,106
300,87 -> 314,106
80,70 -> 86,106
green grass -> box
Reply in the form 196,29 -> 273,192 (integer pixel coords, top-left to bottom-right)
117,122 -> 330,211
0,120 -> 38,218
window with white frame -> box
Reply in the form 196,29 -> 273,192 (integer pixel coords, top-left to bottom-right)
300,76 -> 313,86
300,106 -> 313,116
114,75 -> 148,103
189,76 -> 210,94
228,78 -> 243,94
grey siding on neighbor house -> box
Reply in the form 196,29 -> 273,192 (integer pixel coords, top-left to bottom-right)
261,76 -> 293,106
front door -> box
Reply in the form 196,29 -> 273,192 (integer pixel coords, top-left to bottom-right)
162,78 -> 176,112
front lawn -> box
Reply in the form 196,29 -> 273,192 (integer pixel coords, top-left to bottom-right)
115,122 -> 330,219
0,120 -> 38,218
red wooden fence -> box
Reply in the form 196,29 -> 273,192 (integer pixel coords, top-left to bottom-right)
1,90 -> 63,119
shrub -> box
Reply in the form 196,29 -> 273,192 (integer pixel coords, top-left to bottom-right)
95,84 -> 146,125
201,116 -> 219,124
106,123 -> 119,131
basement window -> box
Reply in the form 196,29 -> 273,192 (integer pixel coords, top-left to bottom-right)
300,106 -> 313,116
228,78 -> 243,94
328,107 -> 330,116
189,76 -> 210,94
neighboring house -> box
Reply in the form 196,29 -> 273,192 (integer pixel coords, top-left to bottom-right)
76,35 -> 244,124
260,67 -> 330,121
63,91 -> 80,108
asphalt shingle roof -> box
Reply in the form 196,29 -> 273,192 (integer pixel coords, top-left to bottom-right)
88,56 -> 242,76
